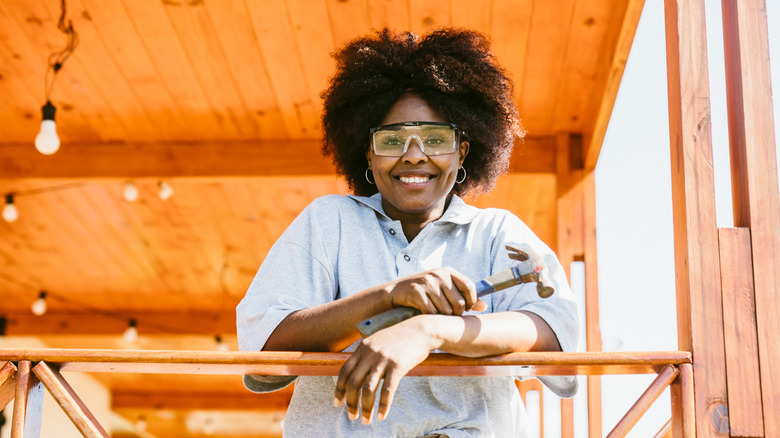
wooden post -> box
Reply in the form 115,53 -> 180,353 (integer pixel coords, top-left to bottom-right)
663,0 -> 729,435
670,363 -> 696,437
720,0 -> 780,435
10,361 -> 43,438
556,132 -> 602,437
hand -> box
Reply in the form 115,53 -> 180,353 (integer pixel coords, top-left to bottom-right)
333,318 -> 435,424
388,267 -> 486,315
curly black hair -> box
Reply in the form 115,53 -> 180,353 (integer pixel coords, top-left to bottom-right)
321,28 -> 523,197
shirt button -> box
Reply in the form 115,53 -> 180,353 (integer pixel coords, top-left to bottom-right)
389,229 -> 396,235
403,255 -> 411,261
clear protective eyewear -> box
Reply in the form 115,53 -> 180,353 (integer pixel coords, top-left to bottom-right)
369,122 -> 462,157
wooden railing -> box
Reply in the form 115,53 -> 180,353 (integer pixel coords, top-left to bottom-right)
0,349 -> 694,437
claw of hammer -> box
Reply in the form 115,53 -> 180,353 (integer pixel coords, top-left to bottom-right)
505,243 -> 555,298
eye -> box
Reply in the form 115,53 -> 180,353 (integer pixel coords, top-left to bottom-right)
381,135 -> 404,146
423,135 -> 445,145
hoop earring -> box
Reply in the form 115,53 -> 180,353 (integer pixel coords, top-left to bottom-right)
365,168 -> 375,185
456,167 -> 467,184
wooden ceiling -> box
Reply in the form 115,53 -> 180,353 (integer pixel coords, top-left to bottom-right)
0,0 -> 643,436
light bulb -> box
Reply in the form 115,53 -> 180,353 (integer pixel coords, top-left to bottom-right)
123,319 -> 138,343
135,416 -> 147,432
3,194 -> 18,223
215,335 -> 230,352
123,182 -> 139,202
34,101 -> 60,155
31,291 -> 47,316
158,181 -> 174,200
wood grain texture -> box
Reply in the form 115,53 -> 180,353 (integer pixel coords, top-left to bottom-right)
32,360 -> 109,438
721,0 -> 780,434
718,228 -> 764,436
11,361 -> 43,438
663,0 -> 728,435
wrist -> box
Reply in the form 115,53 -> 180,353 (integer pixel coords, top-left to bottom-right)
409,314 -> 456,351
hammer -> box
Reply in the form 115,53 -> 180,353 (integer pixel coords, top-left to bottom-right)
356,243 -> 555,337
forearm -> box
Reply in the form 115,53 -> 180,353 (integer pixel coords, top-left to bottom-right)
419,311 -> 562,358
263,285 -> 394,352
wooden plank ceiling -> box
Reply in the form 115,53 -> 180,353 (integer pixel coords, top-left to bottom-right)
0,0 -> 642,436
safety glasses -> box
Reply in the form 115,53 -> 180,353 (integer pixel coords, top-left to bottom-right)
369,122 -> 461,157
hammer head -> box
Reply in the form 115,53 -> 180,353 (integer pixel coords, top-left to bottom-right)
505,243 -> 555,298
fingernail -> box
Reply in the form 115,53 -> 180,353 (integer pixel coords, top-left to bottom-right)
361,416 -> 370,424
377,413 -> 385,421
349,411 -> 358,420
333,397 -> 340,407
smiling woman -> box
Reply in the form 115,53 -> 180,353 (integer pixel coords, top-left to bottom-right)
237,28 -> 579,437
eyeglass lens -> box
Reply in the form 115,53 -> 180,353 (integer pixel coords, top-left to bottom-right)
372,124 -> 458,157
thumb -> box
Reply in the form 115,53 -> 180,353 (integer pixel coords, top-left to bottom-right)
471,299 -> 487,312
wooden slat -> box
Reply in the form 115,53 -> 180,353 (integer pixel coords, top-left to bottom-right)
561,398 -> 574,438
11,361 -> 43,438
245,0 -> 319,138
653,419 -> 673,438
718,228 -> 764,436
0,349 -> 691,377
489,0 -> 533,101
111,387 -> 293,411
721,0 -> 780,434
0,361 -> 17,410
515,379 -> 544,437
408,0 -> 450,35
32,361 -> 109,438
451,0 -> 492,36
663,0 -> 729,435
582,0 -> 644,169
517,0 -> 576,134
607,365 -> 680,438
326,0 -> 370,48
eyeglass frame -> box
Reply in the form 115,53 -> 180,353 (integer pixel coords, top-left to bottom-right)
368,121 -> 464,157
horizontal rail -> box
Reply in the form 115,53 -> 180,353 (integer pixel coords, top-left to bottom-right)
0,349 -> 691,376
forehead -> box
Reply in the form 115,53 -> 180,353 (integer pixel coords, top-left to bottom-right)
380,94 -> 446,125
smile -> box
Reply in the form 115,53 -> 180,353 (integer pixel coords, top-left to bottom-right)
398,175 -> 433,184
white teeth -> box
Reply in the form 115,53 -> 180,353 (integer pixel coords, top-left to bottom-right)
399,176 -> 429,184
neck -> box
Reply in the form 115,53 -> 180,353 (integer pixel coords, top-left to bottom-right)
381,197 -> 451,241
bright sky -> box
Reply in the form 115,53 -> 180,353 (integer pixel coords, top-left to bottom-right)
590,1 -> 780,436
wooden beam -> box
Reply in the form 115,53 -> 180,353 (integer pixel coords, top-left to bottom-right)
112,387 -> 292,411
2,311 -> 235,336
607,365 -> 679,438
32,361 -> 109,438
721,0 -> 780,434
582,0 -> 645,170
582,171 -> 603,438
664,0 -> 728,435
11,360 -> 44,438
0,136 -> 555,179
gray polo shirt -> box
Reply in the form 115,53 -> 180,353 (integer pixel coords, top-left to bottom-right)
237,194 -> 578,437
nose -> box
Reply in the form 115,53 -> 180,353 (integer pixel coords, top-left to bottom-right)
402,135 -> 428,164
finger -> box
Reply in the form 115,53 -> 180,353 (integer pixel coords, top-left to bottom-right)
449,270 -> 477,310
429,283 -> 455,315
360,366 -> 385,424
440,279 -> 467,315
409,283 -> 439,314
472,298 -> 487,312
377,363 -> 405,421
334,354 -> 361,407
343,357 -> 379,421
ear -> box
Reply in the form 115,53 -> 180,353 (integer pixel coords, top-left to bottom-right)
458,140 -> 470,166
365,147 -> 372,169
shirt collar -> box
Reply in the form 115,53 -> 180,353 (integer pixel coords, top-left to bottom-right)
348,193 -> 479,225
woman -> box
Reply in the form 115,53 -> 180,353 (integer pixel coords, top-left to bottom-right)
237,28 -> 578,437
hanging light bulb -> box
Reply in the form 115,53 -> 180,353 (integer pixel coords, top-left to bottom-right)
122,181 -> 139,202
2,194 -> 18,223
31,291 -> 47,316
34,101 -> 60,155
123,319 -> 138,343
135,415 -> 147,432
158,181 -> 174,201
215,335 -> 230,352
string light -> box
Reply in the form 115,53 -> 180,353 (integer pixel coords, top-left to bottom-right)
31,291 -> 48,316
215,335 -> 230,352
2,194 -> 18,223
122,181 -> 139,202
123,319 -> 138,343
135,415 -> 147,432
158,181 -> 174,201
36,0 -> 78,155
